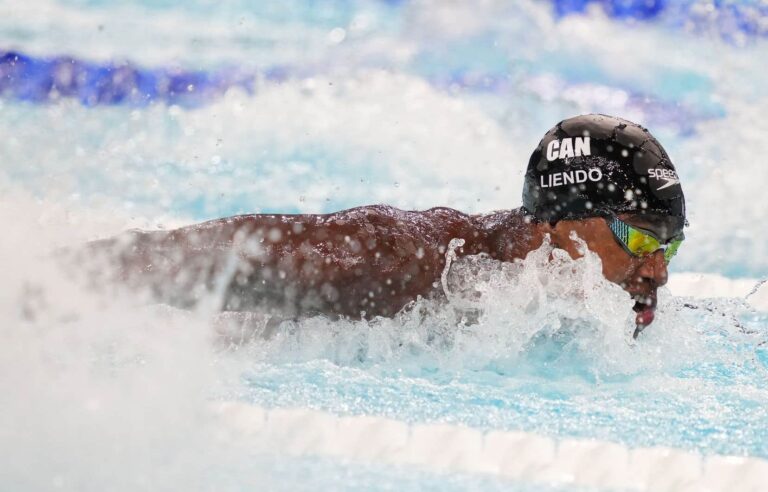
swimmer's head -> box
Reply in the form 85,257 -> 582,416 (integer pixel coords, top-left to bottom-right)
522,114 -> 687,335
522,114 -> 686,237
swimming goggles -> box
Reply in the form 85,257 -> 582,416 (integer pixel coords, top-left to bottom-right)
606,216 -> 683,264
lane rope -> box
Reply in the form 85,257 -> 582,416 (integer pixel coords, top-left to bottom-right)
212,402 -> 768,491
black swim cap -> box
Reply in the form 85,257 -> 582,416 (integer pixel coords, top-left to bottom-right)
522,114 -> 685,230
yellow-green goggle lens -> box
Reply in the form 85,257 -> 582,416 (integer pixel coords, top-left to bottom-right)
626,228 -> 661,255
608,217 -> 683,264
663,237 -> 683,263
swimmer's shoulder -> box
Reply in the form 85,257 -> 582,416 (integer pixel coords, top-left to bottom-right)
171,205 -> 519,237
477,208 -> 543,260
476,207 -> 528,228
307,204 -> 472,225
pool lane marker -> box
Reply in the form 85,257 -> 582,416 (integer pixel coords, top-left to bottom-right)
212,402 -> 768,491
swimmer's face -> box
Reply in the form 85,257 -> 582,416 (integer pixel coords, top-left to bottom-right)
547,214 -> 680,327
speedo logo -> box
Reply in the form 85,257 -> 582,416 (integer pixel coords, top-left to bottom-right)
546,137 -> 591,161
540,167 -> 603,188
648,168 -> 680,190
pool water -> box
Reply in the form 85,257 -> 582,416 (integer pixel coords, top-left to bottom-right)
1,1 -> 768,491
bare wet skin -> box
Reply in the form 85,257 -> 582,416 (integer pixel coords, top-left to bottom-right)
546,213 -> 682,335
81,206 -> 680,336
617,213 -> 684,334
85,206 -> 536,317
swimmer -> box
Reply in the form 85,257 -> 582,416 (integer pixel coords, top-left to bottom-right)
87,114 -> 685,338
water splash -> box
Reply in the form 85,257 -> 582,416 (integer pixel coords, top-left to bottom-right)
2,192 -> 768,491
213,231 -> 716,380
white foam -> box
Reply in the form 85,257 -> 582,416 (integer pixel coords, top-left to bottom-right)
0,0 -> 343,66
0,194 -> 232,491
2,2 -> 768,489
0,71 -> 523,217
3,0 -> 768,280
215,235 -> 719,377
214,402 -> 768,492
676,98 -> 768,276
0,191 -> 765,490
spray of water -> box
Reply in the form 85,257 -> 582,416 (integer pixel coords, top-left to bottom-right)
0,194 -> 256,491
213,230 -> 713,379
3,188 -> 767,489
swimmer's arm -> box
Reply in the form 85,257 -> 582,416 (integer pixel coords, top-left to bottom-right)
216,205 -> 462,317
84,205 -> 484,317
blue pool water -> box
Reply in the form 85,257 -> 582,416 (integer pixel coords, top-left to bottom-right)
222,262 -> 768,458
1,1 -> 768,491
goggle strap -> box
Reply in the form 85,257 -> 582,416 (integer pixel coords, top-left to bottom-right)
608,218 -> 631,245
